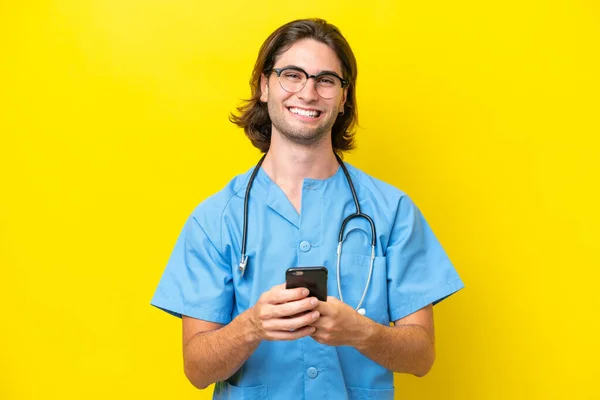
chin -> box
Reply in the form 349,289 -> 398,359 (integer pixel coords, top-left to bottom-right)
280,127 -> 329,146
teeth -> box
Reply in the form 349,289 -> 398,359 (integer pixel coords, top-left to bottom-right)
289,107 -> 320,118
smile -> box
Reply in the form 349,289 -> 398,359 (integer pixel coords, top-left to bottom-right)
287,107 -> 322,118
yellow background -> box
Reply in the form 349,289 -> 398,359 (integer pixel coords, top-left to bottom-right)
1,0 -> 599,398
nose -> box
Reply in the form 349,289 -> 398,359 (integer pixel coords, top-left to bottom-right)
296,78 -> 319,102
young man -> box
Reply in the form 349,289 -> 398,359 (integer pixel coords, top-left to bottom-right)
151,18 -> 463,399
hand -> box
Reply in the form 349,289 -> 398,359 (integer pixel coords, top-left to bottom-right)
247,283 -> 321,341
310,296 -> 369,347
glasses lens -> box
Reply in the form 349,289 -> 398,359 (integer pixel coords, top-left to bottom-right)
278,69 -> 306,93
276,68 -> 344,99
315,74 -> 343,99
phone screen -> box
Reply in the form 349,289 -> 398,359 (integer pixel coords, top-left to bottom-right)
286,266 -> 328,302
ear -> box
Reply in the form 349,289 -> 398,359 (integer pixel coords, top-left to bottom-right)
339,87 -> 348,114
260,73 -> 269,103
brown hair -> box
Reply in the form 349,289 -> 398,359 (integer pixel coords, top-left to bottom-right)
229,18 -> 358,154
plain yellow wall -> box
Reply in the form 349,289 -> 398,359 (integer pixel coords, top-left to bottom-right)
1,1 -> 599,399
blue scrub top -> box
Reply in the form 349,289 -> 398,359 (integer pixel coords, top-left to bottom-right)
151,162 -> 464,400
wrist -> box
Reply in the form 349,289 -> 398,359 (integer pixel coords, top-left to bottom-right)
352,315 -> 378,351
236,308 -> 262,345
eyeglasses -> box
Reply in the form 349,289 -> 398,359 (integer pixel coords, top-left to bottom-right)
271,66 -> 348,99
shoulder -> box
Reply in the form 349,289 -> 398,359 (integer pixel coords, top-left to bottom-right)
343,163 -> 415,214
343,163 -> 425,251
188,167 -> 253,231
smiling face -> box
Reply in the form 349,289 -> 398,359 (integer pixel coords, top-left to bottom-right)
260,39 -> 347,147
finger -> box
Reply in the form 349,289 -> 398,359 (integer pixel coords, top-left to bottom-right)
309,331 -> 332,345
259,297 -> 317,320
263,310 -> 320,331
270,297 -> 319,318
308,314 -> 335,330
272,283 -> 286,291
265,326 -> 316,341
268,286 -> 310,305
315,299 -> 333,315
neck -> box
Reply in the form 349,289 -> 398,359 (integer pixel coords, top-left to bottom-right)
261,131 -> 339,187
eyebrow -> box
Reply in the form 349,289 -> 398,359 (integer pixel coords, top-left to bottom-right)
280,64 -> 343,77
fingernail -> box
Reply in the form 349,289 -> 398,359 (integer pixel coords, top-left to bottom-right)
311,298 -> 318,306
303,289 -> 309,296
312,312 -> 319,319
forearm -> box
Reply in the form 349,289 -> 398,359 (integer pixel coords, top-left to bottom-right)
354,319 -> 435,377
183,311 -> 260,389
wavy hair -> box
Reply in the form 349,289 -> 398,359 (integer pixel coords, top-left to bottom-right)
229,18 -> 358,154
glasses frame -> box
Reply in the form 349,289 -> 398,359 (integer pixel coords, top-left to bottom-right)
271,66 -> 348,99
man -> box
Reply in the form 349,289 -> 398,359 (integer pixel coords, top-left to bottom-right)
151,18 -> 463,399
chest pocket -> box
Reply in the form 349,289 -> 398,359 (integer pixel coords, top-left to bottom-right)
338,252 -> 389,324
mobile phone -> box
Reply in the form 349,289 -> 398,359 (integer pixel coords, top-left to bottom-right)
286,267 -> 328,302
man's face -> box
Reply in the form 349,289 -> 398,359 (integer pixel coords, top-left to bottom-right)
260,39 -> 347,147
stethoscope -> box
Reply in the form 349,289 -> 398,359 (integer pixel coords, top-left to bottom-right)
238,153 -> 377,316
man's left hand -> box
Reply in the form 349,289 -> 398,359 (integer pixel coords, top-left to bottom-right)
310,296 -> 371,347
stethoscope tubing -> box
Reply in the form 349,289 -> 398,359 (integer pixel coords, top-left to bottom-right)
238,154 -> 266,276
239,153 -> 377,313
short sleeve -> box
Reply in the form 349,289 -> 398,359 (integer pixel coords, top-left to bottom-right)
151,214 -> 234,324
386,196 -> 464,322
